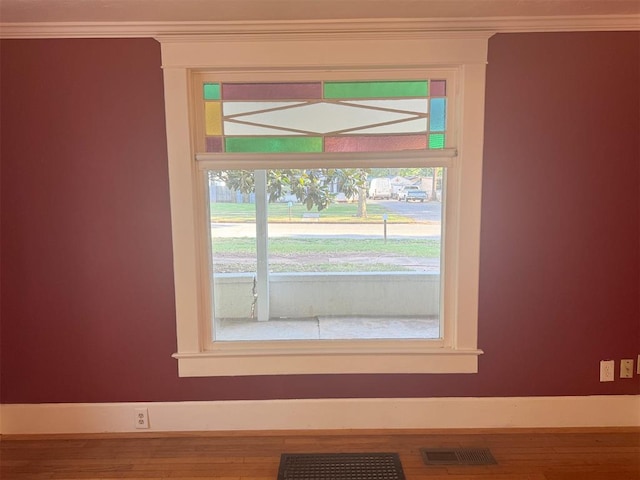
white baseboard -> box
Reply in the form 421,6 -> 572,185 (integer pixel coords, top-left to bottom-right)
1,395 -> 638,435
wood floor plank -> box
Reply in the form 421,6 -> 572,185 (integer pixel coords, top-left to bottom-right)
1,428 -> 638,480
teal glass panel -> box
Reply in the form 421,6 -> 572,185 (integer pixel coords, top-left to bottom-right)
428,134 -> 445,149
324,81 -> 428,99
204,83 -> 221,100
225,137 -> 323,153
429,98 -> 446,132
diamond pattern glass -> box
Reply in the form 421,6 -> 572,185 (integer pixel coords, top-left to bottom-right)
200,80 -> 449,153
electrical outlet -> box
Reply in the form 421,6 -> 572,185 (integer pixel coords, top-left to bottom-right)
135,408 -> 149,429
620,359 -> 634,379
600,360 -> 614,382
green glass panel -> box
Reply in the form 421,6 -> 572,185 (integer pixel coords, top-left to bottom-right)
324,81 -> 428,99
428,134 -> 445,149
204,83 -> 221,100
225,137 -> 323,153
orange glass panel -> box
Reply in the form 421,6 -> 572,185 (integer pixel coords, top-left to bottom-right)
205,102 -> 222,136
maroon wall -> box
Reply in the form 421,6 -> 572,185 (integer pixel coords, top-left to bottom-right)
1,33 -> 639,403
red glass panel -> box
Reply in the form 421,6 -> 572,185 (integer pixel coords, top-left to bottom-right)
430,80 -> 446,97
325,135 -> 427,152
205,137 -> 223,152
222,82 -> 322,100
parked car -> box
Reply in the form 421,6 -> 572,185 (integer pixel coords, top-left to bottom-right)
397,185 -> 427,202
406,189 -> 428,202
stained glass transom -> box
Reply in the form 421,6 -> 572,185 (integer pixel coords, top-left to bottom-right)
202,80 -> 448,153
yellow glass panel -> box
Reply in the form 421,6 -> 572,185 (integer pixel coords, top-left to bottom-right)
205,102 -> 222,136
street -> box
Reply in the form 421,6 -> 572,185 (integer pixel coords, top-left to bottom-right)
371,198 -> 442,223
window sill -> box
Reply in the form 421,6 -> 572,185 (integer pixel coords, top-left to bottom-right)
173,343 -> 483,376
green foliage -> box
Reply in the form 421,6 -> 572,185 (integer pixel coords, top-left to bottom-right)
334,168 -> 367,200
211,237 -> 439,274
291,169 -> 333,210
210,168 -> 368,212
369,168 -> 391,177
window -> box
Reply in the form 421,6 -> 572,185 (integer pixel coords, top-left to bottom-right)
200,79 -> 449,343
159,32 -> 489,376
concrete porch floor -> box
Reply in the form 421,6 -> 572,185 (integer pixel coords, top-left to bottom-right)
216,315 -> 440,341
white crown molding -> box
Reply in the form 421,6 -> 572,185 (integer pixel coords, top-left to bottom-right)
1,396 -> 639,434
0,15 -> 638,39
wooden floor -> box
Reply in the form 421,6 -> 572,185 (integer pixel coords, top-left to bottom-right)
1,429 -> 639,480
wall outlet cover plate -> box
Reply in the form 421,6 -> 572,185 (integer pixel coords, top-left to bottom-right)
620,359 -> 634,379
599,360 -> 615,382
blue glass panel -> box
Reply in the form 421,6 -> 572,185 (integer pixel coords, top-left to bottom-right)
429,98 -> 446,132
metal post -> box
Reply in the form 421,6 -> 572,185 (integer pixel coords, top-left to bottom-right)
383,213 -> 388,243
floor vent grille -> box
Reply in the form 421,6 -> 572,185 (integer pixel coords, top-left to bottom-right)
420,448 -> 497,466
278,452 -> 405,480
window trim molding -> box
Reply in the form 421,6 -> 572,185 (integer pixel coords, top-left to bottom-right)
159,31 -> 490,377
2,15 -> 638,39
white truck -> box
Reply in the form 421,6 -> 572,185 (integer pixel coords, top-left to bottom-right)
368,177 -> 392,200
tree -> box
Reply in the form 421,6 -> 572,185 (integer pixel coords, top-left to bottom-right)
211,168 -> 369,215
398,167 -> 431,178
333,168 -> 368,218
428,167 -> 442,201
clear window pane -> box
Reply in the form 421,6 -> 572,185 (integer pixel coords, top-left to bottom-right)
209,167 -> 443,342
209,171 -> 258,328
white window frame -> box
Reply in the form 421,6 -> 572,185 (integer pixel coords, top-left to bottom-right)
158,31 -> 490,377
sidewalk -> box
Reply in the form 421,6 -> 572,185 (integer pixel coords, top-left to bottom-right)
212,222 -> 441,238
216,315 -> 440,341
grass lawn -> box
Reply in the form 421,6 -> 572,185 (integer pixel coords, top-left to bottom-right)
213,237 -> 440,257
268,263 -> 414,273
211,202 -> 412,223
214,262 -> 415,274
210,203 -> 439,273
